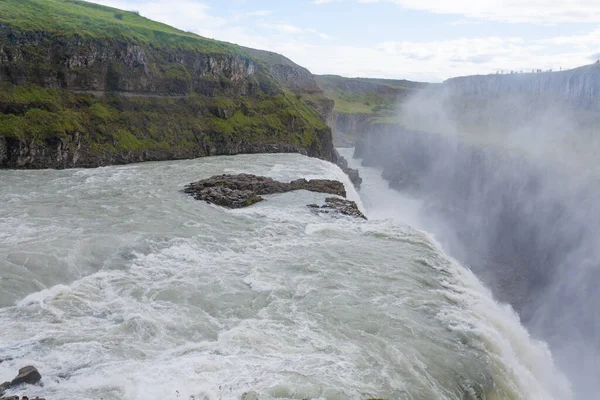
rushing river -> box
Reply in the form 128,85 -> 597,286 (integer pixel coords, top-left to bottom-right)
0,153 -> 570,399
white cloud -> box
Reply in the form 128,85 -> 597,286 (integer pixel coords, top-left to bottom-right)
86,0 -> 599,81
367,36 -> 581,79
89,0 -> 228,37
543,28 -> 600,47
260,23 -> 304,34
259,24 -> 333,39
306,28 -> 333,40
315,0 -> 600,23
233,32 -> 595,81
241,10 -> 272,17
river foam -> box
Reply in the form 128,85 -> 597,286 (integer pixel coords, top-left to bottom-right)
0,153 -> 570,399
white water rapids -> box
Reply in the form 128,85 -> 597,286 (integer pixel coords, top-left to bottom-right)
0,152 -> 571,399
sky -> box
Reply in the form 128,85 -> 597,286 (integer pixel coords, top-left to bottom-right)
87,0 -> 600,82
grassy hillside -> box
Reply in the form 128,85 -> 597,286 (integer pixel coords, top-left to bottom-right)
0,82 -> 326,148
0,0 -> 239,53
0,0 -> 335,167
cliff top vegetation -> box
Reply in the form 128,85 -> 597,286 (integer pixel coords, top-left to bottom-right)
315,74 -> 427,115
0,0 -> 242,54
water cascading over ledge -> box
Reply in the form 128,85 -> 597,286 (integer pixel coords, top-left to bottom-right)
353,121 -> 600,397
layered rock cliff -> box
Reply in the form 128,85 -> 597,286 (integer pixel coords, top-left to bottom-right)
444,63 -> 600,108
354,125 -> 595,322
0,0 -> 335,169
398,63 -> 600,152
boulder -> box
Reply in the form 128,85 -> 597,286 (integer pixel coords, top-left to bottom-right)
308,197 -> 367,219
185,174 -> 290,196
0,366 -> 42,398
192,186 -> 264,209
10,367 -> 41,387
184,174 -> 346,209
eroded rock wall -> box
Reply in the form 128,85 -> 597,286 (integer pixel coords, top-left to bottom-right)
0,27 -> 337,168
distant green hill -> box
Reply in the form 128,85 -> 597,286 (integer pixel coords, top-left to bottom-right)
0,0 -> 335,168
314,74 -> 427,146
315,74 -> 426,115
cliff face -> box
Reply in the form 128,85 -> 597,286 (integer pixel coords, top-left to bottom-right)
397,64 -> 600,145
0,30 -> 258,97
329,113 -> 372,147
354,125 -> 593,320
352,65 -> 600,375
444,64 -> 600,108
354,124 -> 600,397
353,66 -> 600,296
0,0 -> 335,169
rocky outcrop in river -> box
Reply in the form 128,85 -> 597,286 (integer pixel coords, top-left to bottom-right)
308,197 -> 366,219
184,173 -> 366,219
0,366 -> 42,399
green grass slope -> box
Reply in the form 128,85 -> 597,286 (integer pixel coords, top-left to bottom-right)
314,74 -> 427,145
0,0 -> 239,53
315,75 -> 426,115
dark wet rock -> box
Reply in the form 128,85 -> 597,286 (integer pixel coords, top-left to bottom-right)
0,366 -> 42,398
0,397 -> 46,400
335,152 -> 362,188
288,178 -> 345,197
10,367 -> 41,387
184,173 -> 346,208
0,382 -> 10,397
308,197 -> 367,219
191,186 -> 264,209
345,168 -> 362,188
